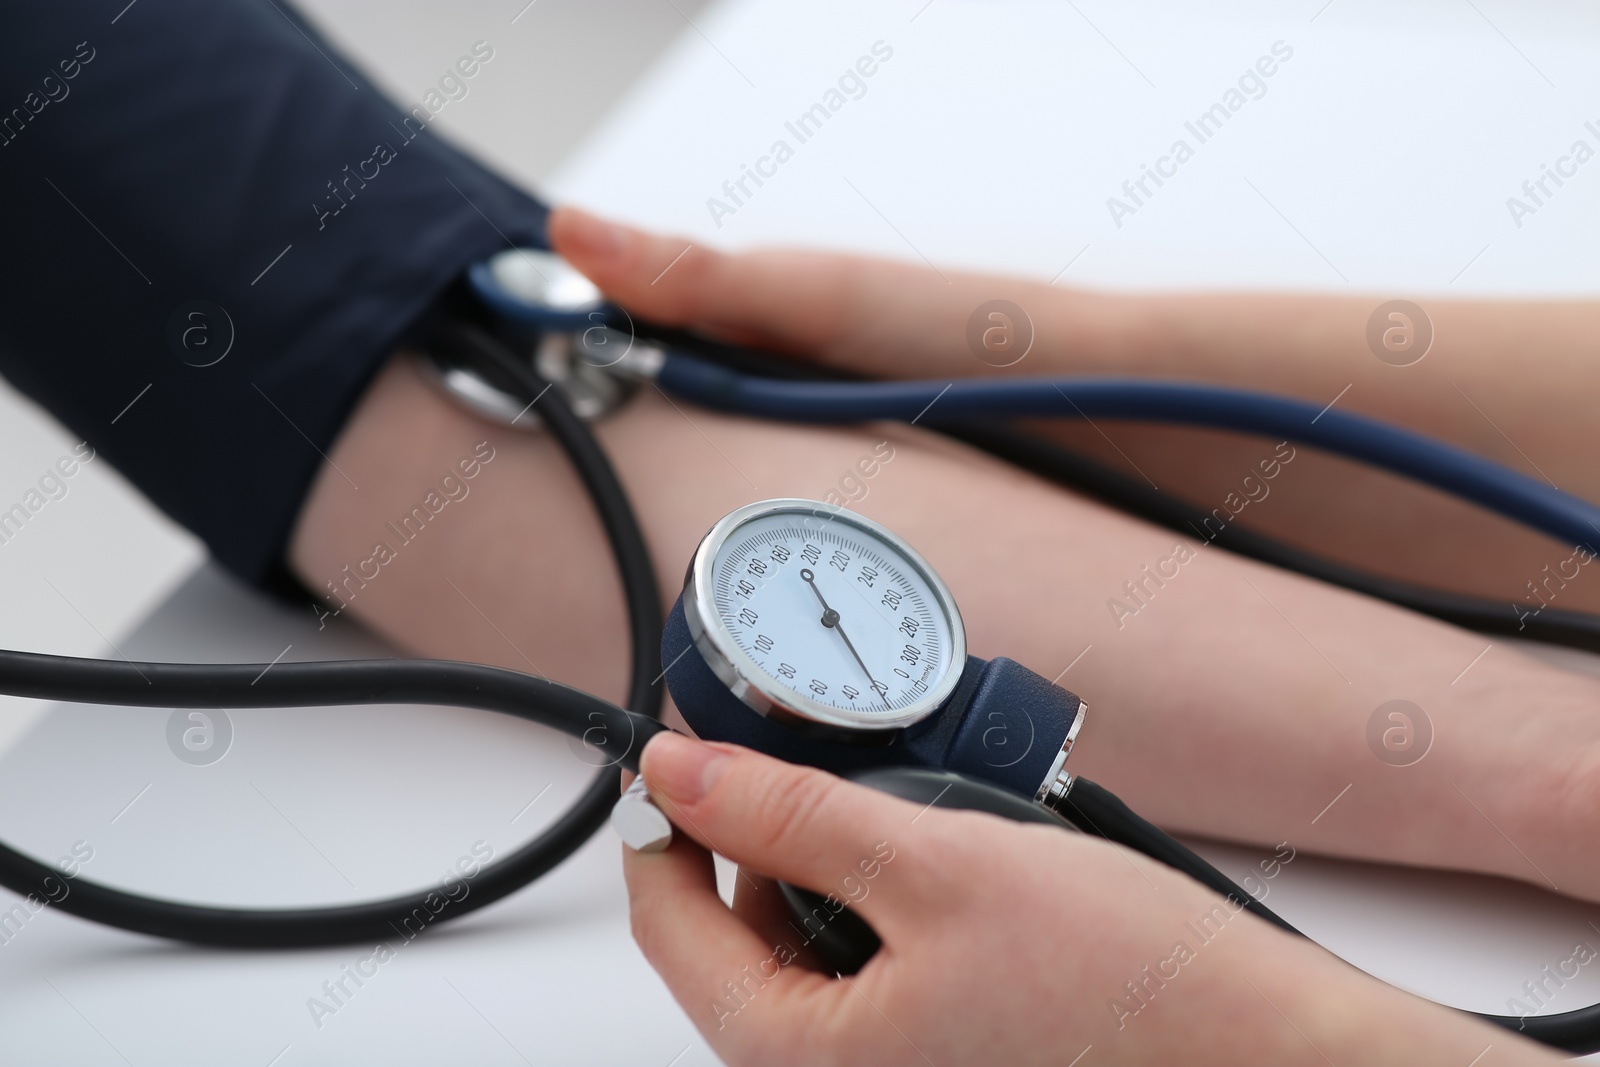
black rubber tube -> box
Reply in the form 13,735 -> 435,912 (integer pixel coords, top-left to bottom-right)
0,313 -> 667,947
0,654 -> 667,946
421,315 -> 665,715
1060,778 -> 1298,934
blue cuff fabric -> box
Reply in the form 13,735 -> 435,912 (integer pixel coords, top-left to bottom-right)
0,1 -> 548,589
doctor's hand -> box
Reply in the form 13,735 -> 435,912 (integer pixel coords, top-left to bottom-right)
624,733 -> 1549,1067
547,204 -> 1600,624
549,205 -> 994,381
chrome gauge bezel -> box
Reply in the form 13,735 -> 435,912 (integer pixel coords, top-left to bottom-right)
683,499 -> 968,736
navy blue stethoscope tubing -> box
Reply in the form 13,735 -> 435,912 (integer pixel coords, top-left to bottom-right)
656,350 -> 1600,553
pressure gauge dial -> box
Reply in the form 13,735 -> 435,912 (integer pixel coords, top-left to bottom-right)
681,499 -> 967,736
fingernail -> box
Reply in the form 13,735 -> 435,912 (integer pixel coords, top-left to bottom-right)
558,207 -> 630,262
642,732 -> 730,805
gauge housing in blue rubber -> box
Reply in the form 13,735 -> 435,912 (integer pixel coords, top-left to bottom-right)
661,596 -> 1084,800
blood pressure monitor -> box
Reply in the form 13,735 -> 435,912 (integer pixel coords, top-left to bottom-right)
662,499 -> 1087,807
683,499 -> 966,735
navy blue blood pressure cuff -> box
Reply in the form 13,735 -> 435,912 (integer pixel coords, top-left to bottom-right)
0,1 -> 547,594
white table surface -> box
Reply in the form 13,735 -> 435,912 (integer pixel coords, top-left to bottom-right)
4,1 -> 1600,1063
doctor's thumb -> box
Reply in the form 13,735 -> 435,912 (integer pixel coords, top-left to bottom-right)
638,733 -> 917,891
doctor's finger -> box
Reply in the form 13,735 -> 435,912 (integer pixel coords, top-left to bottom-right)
548,205 -> 1006,375
638,733 -> 933,936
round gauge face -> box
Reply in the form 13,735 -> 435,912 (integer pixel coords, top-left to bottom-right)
686,500 -> 966,733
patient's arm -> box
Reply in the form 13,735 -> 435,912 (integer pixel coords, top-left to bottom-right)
289,332 -> 1600,902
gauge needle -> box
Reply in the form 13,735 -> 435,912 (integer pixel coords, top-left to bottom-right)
800,568 -> 884,697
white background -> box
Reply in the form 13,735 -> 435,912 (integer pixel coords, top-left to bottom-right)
2,0 -> 1600,1064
